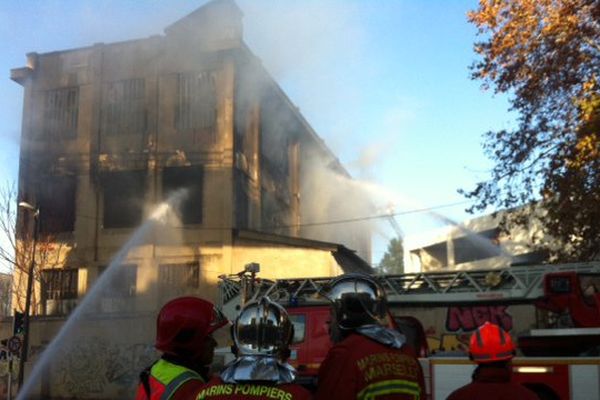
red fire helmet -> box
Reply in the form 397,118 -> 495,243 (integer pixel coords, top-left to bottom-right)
155,296 -> 228,355
469,322 -> 515,363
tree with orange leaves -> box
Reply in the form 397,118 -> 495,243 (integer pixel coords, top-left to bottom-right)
462,0 -> 600,261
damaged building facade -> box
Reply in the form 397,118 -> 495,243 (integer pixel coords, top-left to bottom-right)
6,1 -> 371,398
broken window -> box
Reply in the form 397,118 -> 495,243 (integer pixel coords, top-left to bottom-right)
162,166 -> 203,224
101,78 -> 146,136
102,170 -> 146,228
453,228 -> 502,264
175,72 -> 216,131
419,242 -> 448,269
158,262 -> 199,292
234,173 -> 249,229
41,269 -> 78,301
36,175 -> 76,234
40,269 -> 78,315
43,87 -> 79,139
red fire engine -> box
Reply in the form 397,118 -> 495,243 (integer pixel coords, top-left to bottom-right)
218,262 -> 600,399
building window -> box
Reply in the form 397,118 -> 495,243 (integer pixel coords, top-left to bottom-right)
417,242 -> 448,269
234,172 -> 249,229
159,262 -> 199,290
0,274 -> 10,318
36,175 -> 76,234
175,72 -> 216,131
99,264 -> 137,298
98,264 -> 136,313
102,171 -> 146,229
453,229 -> 502,265
43,87 -> 79,139
41,269 -> 78,301
162,166 -> 203,224
101,79 -> 146,136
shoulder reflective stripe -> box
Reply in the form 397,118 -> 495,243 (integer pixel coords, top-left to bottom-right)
357,379 -> 421,400
160,371 -> 203,400
152,359 -> 201,385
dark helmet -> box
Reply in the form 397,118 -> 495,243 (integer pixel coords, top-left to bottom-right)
233,297 -> 293,357
155,296 -> 228,355
321,273 -> 387,330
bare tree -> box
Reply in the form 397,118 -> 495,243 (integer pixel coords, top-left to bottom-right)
0,182 -> 66,315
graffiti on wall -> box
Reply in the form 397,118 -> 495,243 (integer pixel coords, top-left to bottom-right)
0,358 -> 19,377
425,305 -> 513,354
446,305 -> 513,332
425,325 -> 470,353
53,337 -> 155,397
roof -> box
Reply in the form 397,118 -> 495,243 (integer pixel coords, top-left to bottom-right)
332,246 -> 374,274
234,229 -> 373,274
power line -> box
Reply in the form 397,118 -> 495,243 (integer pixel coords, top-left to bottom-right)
270,200 -> 472,229
64,199 -> 471,230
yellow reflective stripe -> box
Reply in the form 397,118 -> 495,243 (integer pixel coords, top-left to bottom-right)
151,359 -> 203,385
357,379 -> 421,400
161,371 -> 202,400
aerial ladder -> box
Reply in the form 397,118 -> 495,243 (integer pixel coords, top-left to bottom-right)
219,261 -> 600,311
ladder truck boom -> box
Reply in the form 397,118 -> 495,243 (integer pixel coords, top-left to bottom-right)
219,262 -> 600,309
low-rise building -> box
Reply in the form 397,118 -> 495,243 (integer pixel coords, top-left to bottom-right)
8,1 -> 372,397
404,208 -> 551,272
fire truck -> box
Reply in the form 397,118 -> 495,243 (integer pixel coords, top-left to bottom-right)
218,262 -> 600,399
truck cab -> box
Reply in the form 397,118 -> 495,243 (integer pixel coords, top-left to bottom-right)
519,271 -> 600,357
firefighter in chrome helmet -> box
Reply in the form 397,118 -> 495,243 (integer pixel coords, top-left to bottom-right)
196,297 -> 311,399
447,322 -> 538,400
135,296 -> 228,400
316,274 -> 426,400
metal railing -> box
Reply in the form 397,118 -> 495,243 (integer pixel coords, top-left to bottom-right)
219,262 -> 600,308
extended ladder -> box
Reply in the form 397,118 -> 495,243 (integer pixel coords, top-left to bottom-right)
218,262 -> 600,312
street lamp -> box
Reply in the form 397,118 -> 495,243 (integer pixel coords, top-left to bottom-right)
16,201 -> 39,390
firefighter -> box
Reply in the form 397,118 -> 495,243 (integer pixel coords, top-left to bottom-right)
446,321 -> 539,400
195,296 -> 312,400
135,296 -> 229,400
315,274 -> 426,400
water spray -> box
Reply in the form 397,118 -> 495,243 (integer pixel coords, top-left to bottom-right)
16,189 -> 188,399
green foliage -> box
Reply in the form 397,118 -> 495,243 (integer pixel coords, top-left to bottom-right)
379,238 -> 404,274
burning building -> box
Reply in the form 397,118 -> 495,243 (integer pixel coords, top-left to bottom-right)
7,1 -> 372,398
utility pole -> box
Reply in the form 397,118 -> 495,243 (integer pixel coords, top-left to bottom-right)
8,352 -> 13,399
16,202 -> 39,391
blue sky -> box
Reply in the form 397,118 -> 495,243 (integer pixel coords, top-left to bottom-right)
0,0 -> 516,266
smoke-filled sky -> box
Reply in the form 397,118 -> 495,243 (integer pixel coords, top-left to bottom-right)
0,0 -> 515,266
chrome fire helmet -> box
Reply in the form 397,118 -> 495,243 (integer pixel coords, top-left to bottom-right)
233,296 -> 293,357
321,273 -> 387,330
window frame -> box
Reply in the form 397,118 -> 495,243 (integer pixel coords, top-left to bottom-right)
43,86 -> 79,139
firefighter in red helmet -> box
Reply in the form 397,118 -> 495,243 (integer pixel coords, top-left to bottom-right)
446,321 -> 539,400
195,296 -> 311,399
315,274 -> 425,400
135,296 -> 228,400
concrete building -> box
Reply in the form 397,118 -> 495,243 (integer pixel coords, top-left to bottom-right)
7,1 -> 372,397
404,208 -> 551,272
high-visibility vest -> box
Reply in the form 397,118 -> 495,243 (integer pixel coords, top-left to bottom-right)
135,359 -> 205,400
